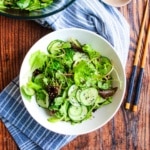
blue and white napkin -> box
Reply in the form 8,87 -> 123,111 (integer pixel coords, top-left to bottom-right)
0,0 -> 130,150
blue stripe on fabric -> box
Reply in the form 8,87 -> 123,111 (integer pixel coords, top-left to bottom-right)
1,117 -> 42,150
0,77 -> 76,150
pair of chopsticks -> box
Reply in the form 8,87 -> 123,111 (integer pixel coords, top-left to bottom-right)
125,0 -> 150,112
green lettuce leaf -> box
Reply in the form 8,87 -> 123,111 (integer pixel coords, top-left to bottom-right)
29,50 -> 48,71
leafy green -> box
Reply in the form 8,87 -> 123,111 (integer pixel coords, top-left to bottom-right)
21,38 -> 118,124
0,0 -> 53,11
16,0 -> 30,9
29,50 -> 48,71
82,44 -> 100,59
73,60 -> 96,86
27,80 -> 42,91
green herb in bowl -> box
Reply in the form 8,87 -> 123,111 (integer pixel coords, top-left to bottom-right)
21,38 -> 118,124
0,0 -> 54,11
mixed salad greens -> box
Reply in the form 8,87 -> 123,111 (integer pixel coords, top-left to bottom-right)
21,38 -> 118,124
0,0 -> 54,11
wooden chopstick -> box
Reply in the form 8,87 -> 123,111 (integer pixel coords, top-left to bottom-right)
125,0 -> 149,110
132,22 -> 150,112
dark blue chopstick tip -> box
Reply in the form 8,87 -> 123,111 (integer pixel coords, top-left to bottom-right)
126,66 -> 137,103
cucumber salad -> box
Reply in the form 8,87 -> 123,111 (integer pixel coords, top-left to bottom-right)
21,38 -> 118,124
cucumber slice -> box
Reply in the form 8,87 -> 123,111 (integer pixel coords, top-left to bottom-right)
80,88 -> 98,106
47,40 -> 63,54
76,89 -> 82,102
68,84 -> 78,96
68,96 -> 80,107
21,85 -> 35,100
68,85 -> 80,106
21,85 -> 35,96
35,90 -> 49,108
68,105 -> 87,122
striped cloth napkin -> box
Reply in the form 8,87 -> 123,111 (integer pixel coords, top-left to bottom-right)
0,0 -> 130,150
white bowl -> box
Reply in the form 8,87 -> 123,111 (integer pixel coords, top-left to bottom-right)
19,28 -> 126,135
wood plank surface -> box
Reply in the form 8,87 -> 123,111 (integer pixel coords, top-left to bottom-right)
0,0 -> 150,149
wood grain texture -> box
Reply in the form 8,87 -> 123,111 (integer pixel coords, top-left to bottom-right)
0,0 -> 150,149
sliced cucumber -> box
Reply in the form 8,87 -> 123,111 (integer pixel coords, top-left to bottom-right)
68,96 -> 80,107
68,85 -> 80,106
80,88 -> 98,106
21,85 -> 35,100
21,85 -> 35,96
35,90 -> 49,108
68,105 -> 87,122
68,84 -> 78,96
47,40 -> 63,54
76,89 -> 82,102
47,40 -> 71,55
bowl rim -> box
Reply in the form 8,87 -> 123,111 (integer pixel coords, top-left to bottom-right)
19,28 -> 126,135
0,0 -> 76,20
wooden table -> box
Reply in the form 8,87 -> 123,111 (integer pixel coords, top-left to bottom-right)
0,0 -> 150,149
